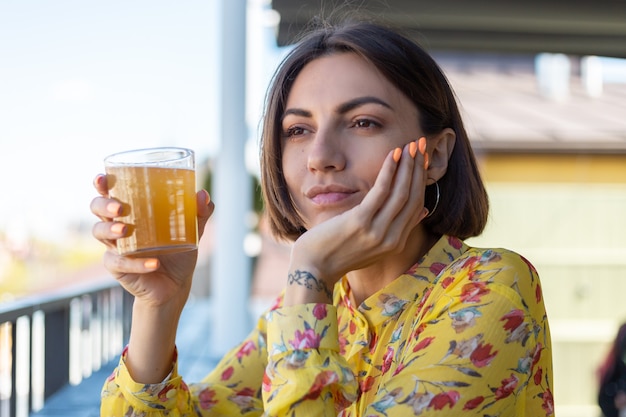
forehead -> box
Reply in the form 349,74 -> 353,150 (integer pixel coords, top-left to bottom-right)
286,52 -> 413,111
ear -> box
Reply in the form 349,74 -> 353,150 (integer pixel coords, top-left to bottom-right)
425,128 -> 456,185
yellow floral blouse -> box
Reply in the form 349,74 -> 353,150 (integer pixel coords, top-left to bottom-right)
101,235 -> 554,416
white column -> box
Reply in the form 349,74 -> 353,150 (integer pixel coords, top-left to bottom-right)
211,0 -> 252,357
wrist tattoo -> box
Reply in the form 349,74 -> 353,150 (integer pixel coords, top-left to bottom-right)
288,270 -> 333,300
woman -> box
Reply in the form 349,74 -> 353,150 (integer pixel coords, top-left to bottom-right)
91,20 -> 554,416
598,323 -> 626,417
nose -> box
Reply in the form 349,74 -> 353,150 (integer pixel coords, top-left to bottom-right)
306,128 -> 346,172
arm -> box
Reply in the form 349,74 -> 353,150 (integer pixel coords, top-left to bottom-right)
101,294 -> 281,416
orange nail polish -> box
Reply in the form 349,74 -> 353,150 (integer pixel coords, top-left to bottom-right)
409,141 -> 418,158
393,147 -> 402,162
111,223 -> 126,234
107,202 -> 121,216
144,259 -> 158,269
424,152 -> 430,170
418,137 -> 427,155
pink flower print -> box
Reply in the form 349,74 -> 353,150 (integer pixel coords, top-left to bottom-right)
535,283 -> 542,303
269,294 -> 283,311
262,371 -> 271,393
500,309 -> 524,333
463,396 -> 485,410
236,340 -> 257,362
460,281 -> 489,303
198,387 -> 218,409
369,331 -> 378,354
392,361 -> 406,376
441,276 -> 454,288
360,376 -> 376,393
221,366 -> 234,381
430,262 -> 447,276
541,388 -> 554,415
412,323 -> 426,339
313,303 -> 328,320
501,310 -> 532,344
412,336 -> 435,353
534,367 -> 543,385
470,342 -> 498,367
302,371 -> 339,401
429,390 -> 460,410
448,236 -> 463,249
339,333 -> 349,355
381,346 -> 394,374
237,387 -> 255,397
290,328 -> 321,349
494,373 -> 519,399
531,343 -> 543,369
520,254 -> 538,274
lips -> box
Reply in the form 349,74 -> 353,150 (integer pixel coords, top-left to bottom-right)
305,184 -> 357,205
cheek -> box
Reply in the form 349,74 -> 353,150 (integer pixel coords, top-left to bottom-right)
359,153 -> 388,186
281,151 -> 303,196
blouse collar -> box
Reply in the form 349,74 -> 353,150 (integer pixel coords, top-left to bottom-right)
337,235 -> 468,327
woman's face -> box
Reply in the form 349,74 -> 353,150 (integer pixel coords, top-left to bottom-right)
281,52 -> 423,229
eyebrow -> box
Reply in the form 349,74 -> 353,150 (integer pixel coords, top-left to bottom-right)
282,96 -> 393,121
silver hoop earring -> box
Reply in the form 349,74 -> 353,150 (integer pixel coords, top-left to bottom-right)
426,181 -> 440,218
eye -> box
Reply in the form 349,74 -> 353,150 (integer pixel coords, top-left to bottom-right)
353,118 -> 381,129
283,126 -> 309,138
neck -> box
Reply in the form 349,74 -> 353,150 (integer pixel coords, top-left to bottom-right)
346,227 -> 439,306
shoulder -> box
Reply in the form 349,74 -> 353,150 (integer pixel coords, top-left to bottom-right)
446,246 -> 538,282
436,245 -> 544,308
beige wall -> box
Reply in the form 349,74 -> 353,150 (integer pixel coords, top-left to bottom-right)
469,153 -> 626,416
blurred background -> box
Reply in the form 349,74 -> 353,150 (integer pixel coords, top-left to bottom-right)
1,0 -> 625,416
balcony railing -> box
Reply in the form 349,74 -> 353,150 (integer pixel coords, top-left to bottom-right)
0,278 -> 133,417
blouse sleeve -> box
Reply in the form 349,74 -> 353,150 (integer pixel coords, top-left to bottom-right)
100,298 -> 276,417
263,303 -> 359,416
363,249 -> 554,416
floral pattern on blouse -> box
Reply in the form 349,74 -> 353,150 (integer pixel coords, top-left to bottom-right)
101,235 -> 554,416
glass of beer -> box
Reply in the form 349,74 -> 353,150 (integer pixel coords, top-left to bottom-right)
104,147 -> 198,257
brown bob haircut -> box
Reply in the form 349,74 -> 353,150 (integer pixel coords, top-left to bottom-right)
260,19 -> 489,242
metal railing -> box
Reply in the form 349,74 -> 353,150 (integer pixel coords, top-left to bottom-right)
0,278 -> 132,417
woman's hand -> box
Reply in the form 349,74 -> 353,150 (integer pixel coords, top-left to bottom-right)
90,174 -> 215,308
285,138 -> 430,305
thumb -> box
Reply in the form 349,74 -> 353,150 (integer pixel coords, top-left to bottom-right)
196,190 -> 214,239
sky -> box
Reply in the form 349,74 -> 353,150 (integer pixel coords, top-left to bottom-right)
0,0 -> 281,244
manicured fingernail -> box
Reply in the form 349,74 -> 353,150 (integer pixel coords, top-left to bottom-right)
424,152 -> 430,170
94,175 -> 104,187
107,202 -> 121,216
392,147 -> 402,162
409,141 -> 418,158
203,190 -> 211,205
144,259 -> 158,269
111,223 -> 126,234
418,137 -> 427,155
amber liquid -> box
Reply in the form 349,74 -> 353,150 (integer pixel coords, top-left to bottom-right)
106,166 -> 197,256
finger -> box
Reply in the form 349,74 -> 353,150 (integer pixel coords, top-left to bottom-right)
371,141 -> 417,228
357,147 -> 402,221
91,195 -> 122,218
103,250 -> 159,276
92,220 -> 128,250
93,174 -> 109,196
387,138 -> 429,229
196,190 -> 215,239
